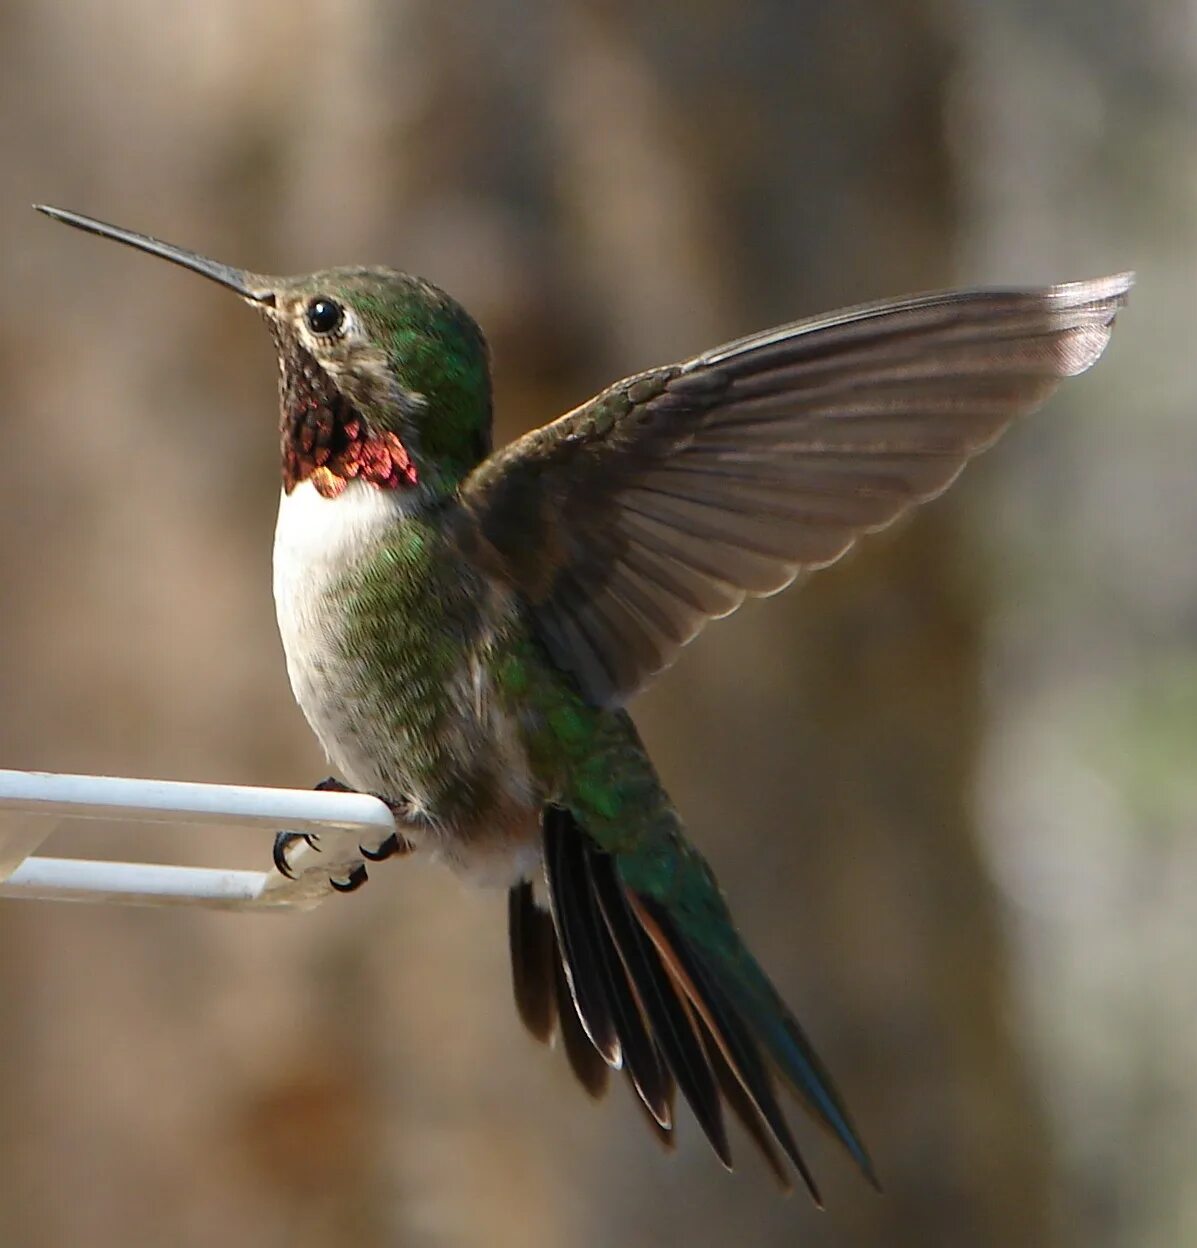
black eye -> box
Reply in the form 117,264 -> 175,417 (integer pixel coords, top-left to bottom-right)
306,298 -> 344,335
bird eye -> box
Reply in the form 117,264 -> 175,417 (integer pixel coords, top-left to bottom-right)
306,298 -> 344,336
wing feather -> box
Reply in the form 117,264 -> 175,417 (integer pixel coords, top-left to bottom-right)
464,275 -> 1132,706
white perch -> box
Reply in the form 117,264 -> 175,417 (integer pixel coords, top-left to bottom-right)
0,768 -> 396,911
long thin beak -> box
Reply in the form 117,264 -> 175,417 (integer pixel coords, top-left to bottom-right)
34,205 -> 276,305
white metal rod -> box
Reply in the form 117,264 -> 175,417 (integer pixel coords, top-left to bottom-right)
0,769 -> 395,836
0,857 -> 294,910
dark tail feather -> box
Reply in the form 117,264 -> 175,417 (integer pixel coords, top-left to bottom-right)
544,810 -> 677,1129
518,805 -> 872,1198
543,807 -> 622,1064
585,845 -> 732,1168
633,893 -> 823,1203
553,952 -> 610,1097
627,1065 -> 677,1153
697,1013 -> 794,1195
635,895 -> 877,1191
507,874 -> 608,1098
680,917 -> 879,1188
508,881 -> 557,1043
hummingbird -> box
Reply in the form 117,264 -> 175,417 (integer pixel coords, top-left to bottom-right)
36,204 -> 1130,1200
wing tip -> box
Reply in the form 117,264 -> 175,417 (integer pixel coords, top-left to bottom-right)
1046,271 -> 1134,375
1046,270 -> 1135,308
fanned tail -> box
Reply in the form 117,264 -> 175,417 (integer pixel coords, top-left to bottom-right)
507,805 -> 878,1200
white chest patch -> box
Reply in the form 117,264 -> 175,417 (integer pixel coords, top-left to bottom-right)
272,482 -> 412,784
273,479 -> 408,600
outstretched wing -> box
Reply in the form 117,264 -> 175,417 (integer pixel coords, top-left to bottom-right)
463,274 -> 1132,707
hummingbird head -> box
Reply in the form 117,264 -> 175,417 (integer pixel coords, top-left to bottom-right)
35,206 -> 493,499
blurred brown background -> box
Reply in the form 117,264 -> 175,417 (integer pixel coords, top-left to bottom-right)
0,3 -> 1191,1246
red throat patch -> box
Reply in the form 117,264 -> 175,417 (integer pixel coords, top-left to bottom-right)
298,410 -> 419,498
279,347 -> 420,497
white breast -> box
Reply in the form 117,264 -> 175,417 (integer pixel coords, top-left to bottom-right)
273,479 -> 409,601
272,481 -> 413,785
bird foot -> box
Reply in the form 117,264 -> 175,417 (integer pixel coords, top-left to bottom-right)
272,777 -> 415,890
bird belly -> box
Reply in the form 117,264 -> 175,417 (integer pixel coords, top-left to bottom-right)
272,481 -> 541,886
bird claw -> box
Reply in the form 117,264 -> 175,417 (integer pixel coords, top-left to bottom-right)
330,863 -> 369,893
272,830 -> 320,879
360,832 -> 409,862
